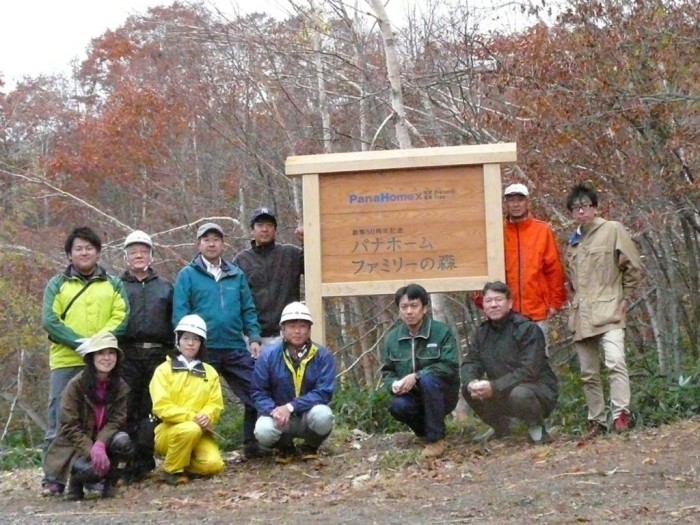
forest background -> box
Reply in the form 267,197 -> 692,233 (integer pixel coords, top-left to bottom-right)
0,0 -> 698,464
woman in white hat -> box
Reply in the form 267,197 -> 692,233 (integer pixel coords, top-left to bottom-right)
41,332 -> 132,500
149,314 -> 225,485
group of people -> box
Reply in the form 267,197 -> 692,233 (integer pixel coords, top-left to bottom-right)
383,182 -> 642,458
38,180 -> 642,498
40,208 -> 336,499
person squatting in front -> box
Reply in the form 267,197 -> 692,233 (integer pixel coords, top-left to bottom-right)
173,222 -> 262,459
252,302 -> 336,464
381,283 -> 460,459
462,281 -> 559,445
149,315 -> 225,485
42,332 -> 132,500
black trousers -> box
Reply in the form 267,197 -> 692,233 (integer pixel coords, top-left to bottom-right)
465,384 -> 556,431
121,347 -> 169,474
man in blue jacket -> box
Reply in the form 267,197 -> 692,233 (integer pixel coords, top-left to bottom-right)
173,223 -> 262,458
252,302 -> 336,464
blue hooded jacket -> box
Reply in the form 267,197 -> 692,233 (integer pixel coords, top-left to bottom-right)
173,254 -> 261,351
252,340 -> 336,415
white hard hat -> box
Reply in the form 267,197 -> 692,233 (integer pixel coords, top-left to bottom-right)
280,302 -> 313,325
175,314 -> 207,340
124,230 -> 154,249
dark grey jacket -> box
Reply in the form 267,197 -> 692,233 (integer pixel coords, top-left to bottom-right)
119,269 -> 174,347
234,241 -> 303,336
461,311 -> 558,404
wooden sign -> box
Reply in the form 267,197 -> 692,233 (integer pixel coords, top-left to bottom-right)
286,143 -> 516,342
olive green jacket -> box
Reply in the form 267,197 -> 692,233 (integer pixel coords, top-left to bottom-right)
381,317 -> 460,390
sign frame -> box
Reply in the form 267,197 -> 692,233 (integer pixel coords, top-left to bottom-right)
286,143 -> 517,343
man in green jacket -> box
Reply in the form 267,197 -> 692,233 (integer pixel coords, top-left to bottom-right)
381,283 -> 460,458
565,184 -> 642,438
42,226 -> 130,450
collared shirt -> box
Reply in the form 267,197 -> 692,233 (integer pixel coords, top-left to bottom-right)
201,256 -> 223,281
176,354 -> 203,371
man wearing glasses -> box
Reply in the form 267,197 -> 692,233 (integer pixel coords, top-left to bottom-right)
565,184 -> 642,439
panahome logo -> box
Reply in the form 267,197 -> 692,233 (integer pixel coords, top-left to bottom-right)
348,189 -> 456,204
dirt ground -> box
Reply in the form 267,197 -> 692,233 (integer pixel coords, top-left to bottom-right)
1,417 -> 698,525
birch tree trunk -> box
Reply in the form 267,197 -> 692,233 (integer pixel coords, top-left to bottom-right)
367,0 -> 412,149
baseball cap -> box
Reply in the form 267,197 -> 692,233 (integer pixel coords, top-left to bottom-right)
504,183 -> 529,197
196,222 -> 224,239
250,207 -> 277,227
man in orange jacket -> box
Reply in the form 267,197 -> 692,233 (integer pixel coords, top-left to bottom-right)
503,184 -> 567,354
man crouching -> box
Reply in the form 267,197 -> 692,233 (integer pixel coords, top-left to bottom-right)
462,281 -> 558,444
382,283 -> 460,458
252,302 -> 336,463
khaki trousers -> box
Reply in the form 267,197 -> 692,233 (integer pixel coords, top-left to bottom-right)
574,328 -> 630,424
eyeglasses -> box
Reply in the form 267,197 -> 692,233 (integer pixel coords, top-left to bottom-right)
571,202 -> 594,212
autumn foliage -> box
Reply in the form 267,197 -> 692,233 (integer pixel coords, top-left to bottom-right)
0,0 -> 698,438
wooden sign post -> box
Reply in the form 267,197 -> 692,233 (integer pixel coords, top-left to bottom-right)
286,143 -> 517,343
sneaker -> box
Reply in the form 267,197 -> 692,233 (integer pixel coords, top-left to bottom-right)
585,421 -> 607,439
614,412 -> 632,433
473,422 -> 513,444
274,445 -> 297,465
84,481 -> 104,496
299,445 -> 319,461
243,442 -> 269,460
422,439 -> 445,458
527,424 -> 553,445
41,482 -> 64,497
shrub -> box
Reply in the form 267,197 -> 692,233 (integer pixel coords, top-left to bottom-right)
332,386 -> 404,434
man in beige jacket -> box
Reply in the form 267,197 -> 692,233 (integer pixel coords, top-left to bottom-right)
565,184 -> 642,439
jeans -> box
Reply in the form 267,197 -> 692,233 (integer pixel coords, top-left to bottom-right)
255,405 -> 334,449
575,328 -> 630,423
388,375 -> 459,443
44,366 -> 82,450
206,349 -> 257,445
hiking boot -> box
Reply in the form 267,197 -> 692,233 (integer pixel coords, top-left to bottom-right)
159,471 -> 190,486
65,479 -> 84,501
41,482 -> 64,497
422,439 -> 445,458
585,421 -> 607,440
614,412 -> 632,433
527,424 -> 553,445
274,445 -> 297,464
299,445 -> 319,461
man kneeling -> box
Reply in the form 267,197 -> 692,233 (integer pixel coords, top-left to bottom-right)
252,302 -> 336,463
462,281 -> 558,444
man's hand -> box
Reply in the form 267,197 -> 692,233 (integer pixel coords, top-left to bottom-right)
295,226 -> 304,244
250,342 -> 262,359
547,306 -> 558,318
394,373 -> 419,395
618,299 -> 629,319
467,380 -> 493,400
271,405 -> 292,429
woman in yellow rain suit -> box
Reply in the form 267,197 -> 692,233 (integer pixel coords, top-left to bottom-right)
149,314 -> 224,484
